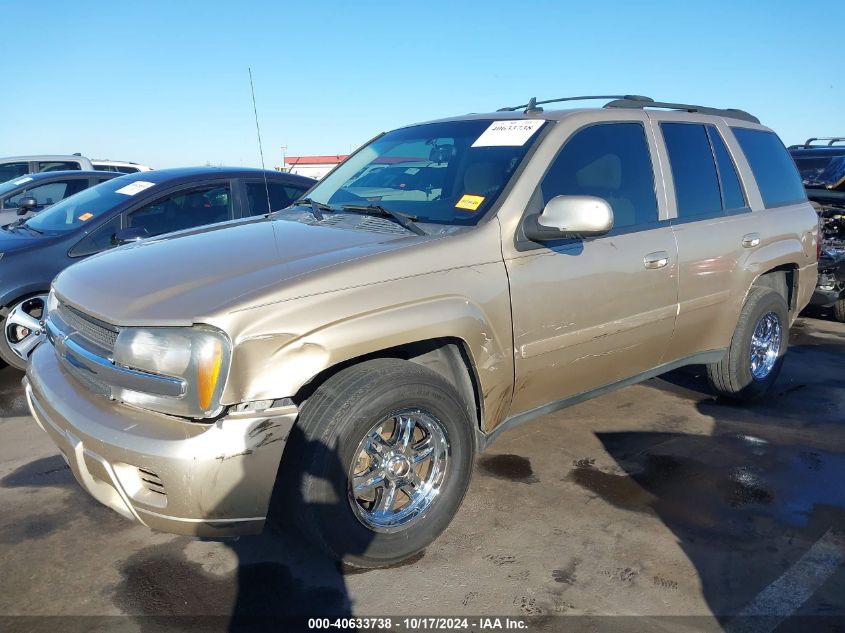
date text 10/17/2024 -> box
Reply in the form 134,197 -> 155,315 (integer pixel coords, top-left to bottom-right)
307,617 -> 529,630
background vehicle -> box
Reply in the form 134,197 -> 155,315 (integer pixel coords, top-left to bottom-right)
0,171 -> 119,226
26,97 -> 817,568
91,160 -> 152,173
0,155 -> 149,182
789,138 -> 845,320
0,166 -> 314,369
0,155 -> 96,182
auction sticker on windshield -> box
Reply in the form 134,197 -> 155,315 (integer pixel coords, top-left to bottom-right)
115,181 -> 155,196
455,194 -> 485,211
472,120 -> 544,147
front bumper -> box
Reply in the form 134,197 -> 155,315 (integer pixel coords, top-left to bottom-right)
810,287 -> 841,308
25,343 -> 298,537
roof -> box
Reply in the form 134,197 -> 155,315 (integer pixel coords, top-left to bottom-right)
102,166 -> 316,188
0,154 -> 91,162
285,155 -> 349,166
411,95 -> 765,129
7,170 -> 116,181
789,146 -> 845,158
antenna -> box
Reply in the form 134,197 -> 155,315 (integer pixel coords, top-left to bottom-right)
248,67 -> 272,215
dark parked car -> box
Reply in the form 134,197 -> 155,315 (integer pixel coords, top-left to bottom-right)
789,138 -> 845,320
0,171 -> 120,226
0,166 -> 315,369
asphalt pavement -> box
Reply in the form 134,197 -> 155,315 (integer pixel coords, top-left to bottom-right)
1,314 -> 843,632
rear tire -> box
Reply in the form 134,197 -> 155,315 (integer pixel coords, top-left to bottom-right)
706,286 -> 788,401
278,358 -> 475,568
834,298 -> 845,323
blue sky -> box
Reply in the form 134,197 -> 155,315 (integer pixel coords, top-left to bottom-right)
5,1 -> 843,168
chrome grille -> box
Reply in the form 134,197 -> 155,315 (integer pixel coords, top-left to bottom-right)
56,301 -> 119,351
68,363 -> 112,398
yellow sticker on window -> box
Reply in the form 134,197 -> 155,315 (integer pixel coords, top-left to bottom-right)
78,212 -> 94,221
455,194 -> 485,211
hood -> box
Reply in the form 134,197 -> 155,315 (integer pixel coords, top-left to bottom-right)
0,226 -> 57,255
53,217 -> 433,325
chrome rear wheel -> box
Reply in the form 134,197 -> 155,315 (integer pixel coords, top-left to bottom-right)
749,311 -> 782,380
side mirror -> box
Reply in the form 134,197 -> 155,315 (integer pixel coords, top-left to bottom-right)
523,195 -> 614,242
16,197 -> 38,214
112,226 -> 149,245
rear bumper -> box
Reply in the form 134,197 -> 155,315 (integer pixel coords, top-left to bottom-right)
25,343 -> 298,537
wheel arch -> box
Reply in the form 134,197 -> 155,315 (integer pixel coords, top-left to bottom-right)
751,263 -> 799,320
0,285 -> 51,317
291,337 -> 486,450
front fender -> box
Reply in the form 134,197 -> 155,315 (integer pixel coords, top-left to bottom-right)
0,282 -> 52,313
220,265 -> 515,431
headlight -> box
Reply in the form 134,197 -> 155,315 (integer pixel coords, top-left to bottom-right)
112,325 -> 231,418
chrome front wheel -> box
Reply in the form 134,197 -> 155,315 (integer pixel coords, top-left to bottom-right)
348,408 -> 450,533
4,294 -> 49,363
749,311 -> 782,380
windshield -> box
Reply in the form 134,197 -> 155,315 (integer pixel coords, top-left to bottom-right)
24,177 -> 141,234
305,119 -> 545,225
793,155 -> 845,189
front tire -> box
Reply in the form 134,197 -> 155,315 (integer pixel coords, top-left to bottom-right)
706,286 -> 788,401
0,294 -> 50,371
280,358 -> 475,568
834,298 -> 845,323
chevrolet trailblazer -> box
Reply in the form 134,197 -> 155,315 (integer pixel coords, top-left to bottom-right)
25,95 -> 818,567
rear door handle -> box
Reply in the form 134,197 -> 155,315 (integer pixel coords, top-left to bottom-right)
742,233 -> 761,248
644,251 -> 669,269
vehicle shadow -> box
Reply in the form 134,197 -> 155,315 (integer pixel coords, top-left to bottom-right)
0,363 -> 29,419
571,321 -> 845,628
113,425 -> 370,633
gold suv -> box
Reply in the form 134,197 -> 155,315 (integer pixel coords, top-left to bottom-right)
25,96 -> 818,567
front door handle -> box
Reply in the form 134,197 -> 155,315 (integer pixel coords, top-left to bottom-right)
742,233 -> 761,248
644,251 -> 669,269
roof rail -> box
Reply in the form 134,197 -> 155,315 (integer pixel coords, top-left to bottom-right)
604,98 -> 760,124
497,95 -> 653,113
798,137 -> 845,148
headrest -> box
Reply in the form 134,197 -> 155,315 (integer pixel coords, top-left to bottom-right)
576,154 -> 621,190
463,161 -> 503,195
429,144 -> 456,164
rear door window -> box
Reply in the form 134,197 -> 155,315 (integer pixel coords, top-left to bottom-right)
707,127 -> 746,210
661,123 -> 722,219
540,122 -> 659,230
37,161 -> 82,172
0,162 -> 30,182
245,181 -> 309,215
732,128 -> 806,208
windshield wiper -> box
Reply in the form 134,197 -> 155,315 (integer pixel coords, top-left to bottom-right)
340,204 -> 426,236
290,198 -> 336,221
21,223 -> 42,235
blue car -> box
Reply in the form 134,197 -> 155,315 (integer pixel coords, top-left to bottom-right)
0,166 -> 315,369
0,170 -> 120,225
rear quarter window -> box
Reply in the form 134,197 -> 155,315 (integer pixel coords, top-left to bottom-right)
732,128 -> 806,208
